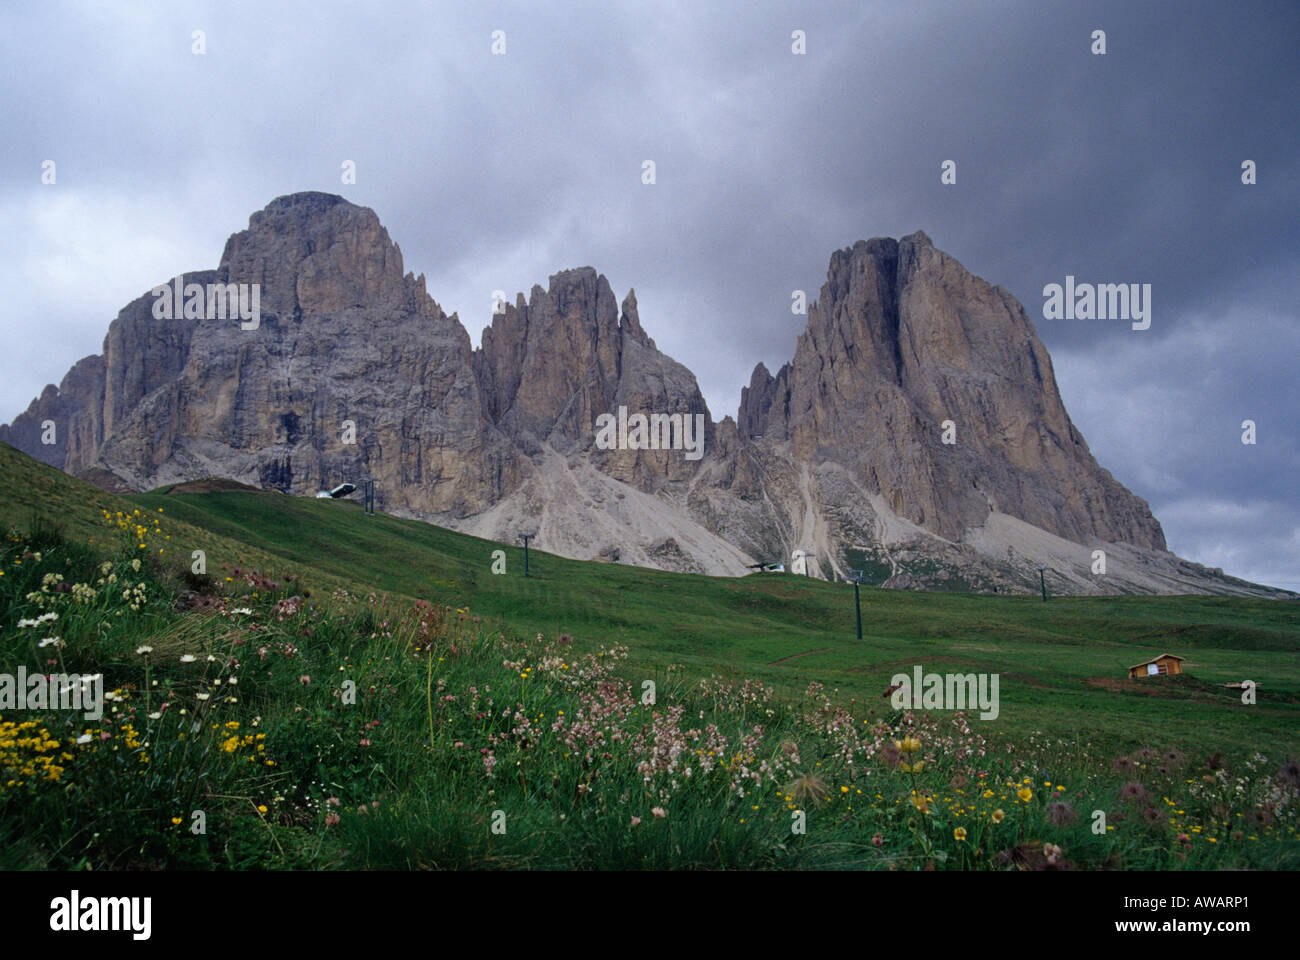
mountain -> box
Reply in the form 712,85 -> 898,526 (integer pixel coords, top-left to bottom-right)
1,193 -> 1281,596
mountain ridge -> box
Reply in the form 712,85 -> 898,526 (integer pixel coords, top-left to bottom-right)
0,192 -> 1279,597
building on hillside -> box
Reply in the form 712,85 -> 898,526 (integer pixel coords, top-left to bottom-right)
1128,653 -> 1184,680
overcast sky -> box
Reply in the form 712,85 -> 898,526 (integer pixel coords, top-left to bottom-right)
2,0 -> 1296,588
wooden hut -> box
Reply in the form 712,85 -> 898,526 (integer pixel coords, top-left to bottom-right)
1128,653 -> 1184,680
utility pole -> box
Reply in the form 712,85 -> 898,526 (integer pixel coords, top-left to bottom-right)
520,533 -> 534,577
803,552 -> 815,577
361,477 -> 375,516
848,568 -> 867,640
1039,567 -> 1048,602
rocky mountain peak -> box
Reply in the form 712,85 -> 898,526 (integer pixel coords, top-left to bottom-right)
737,231 -> 1166,552
219,192 -> 425,319
475,266 -> 707,471
619,289 -> 653,348
5,197 -> 1238,593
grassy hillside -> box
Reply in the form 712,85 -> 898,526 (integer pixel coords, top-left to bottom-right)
2,442 -> 1297,870
119,483 -> 1300,757
0,444 -> 356,599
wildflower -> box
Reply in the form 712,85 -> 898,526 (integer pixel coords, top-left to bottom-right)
991,808 -> 1005,823
1046,800 -> 1077,827
75,734 -> 92,745
1279,760 -> 1300,788
179,654 -> 196,663
1119,781 -> 1148,803
1017,787 -> 1033,803
1247,808 -> 1275,827
196,692 -> 210,701
871,833 -> 883,847
135,645 -> 154,655
1043,843 -> 1063,864
299,675 -> 311,685
325,813 -> 340,827
171,817 -> 183,825
784,772 -> 831,805
954,827 -> 967,842
630,816 -> 642,826
651,807 -> 667,818
257,805 -> 268,814
131,559 -> 141,572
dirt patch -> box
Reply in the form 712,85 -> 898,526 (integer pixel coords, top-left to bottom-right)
1083,674 -> 1255,705
847,656 -> 1056,689
74,467 -> 132,494
1088,676 -> 1162,694
165,478 -> 263,494
768,647 -> 831,665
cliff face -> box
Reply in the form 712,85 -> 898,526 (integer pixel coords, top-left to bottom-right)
475,269 -> 711,490
5,192 -> 1271,596
5,194 -> 521,515
736,232 -> 1166,552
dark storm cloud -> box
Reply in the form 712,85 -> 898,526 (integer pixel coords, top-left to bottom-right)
1,0 -> 1295,585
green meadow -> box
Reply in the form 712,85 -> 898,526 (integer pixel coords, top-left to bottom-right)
1,441 -> 1296,870
123,480 -> 1300,757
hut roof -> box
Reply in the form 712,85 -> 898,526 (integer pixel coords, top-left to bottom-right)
1128,653 -> 1186,670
